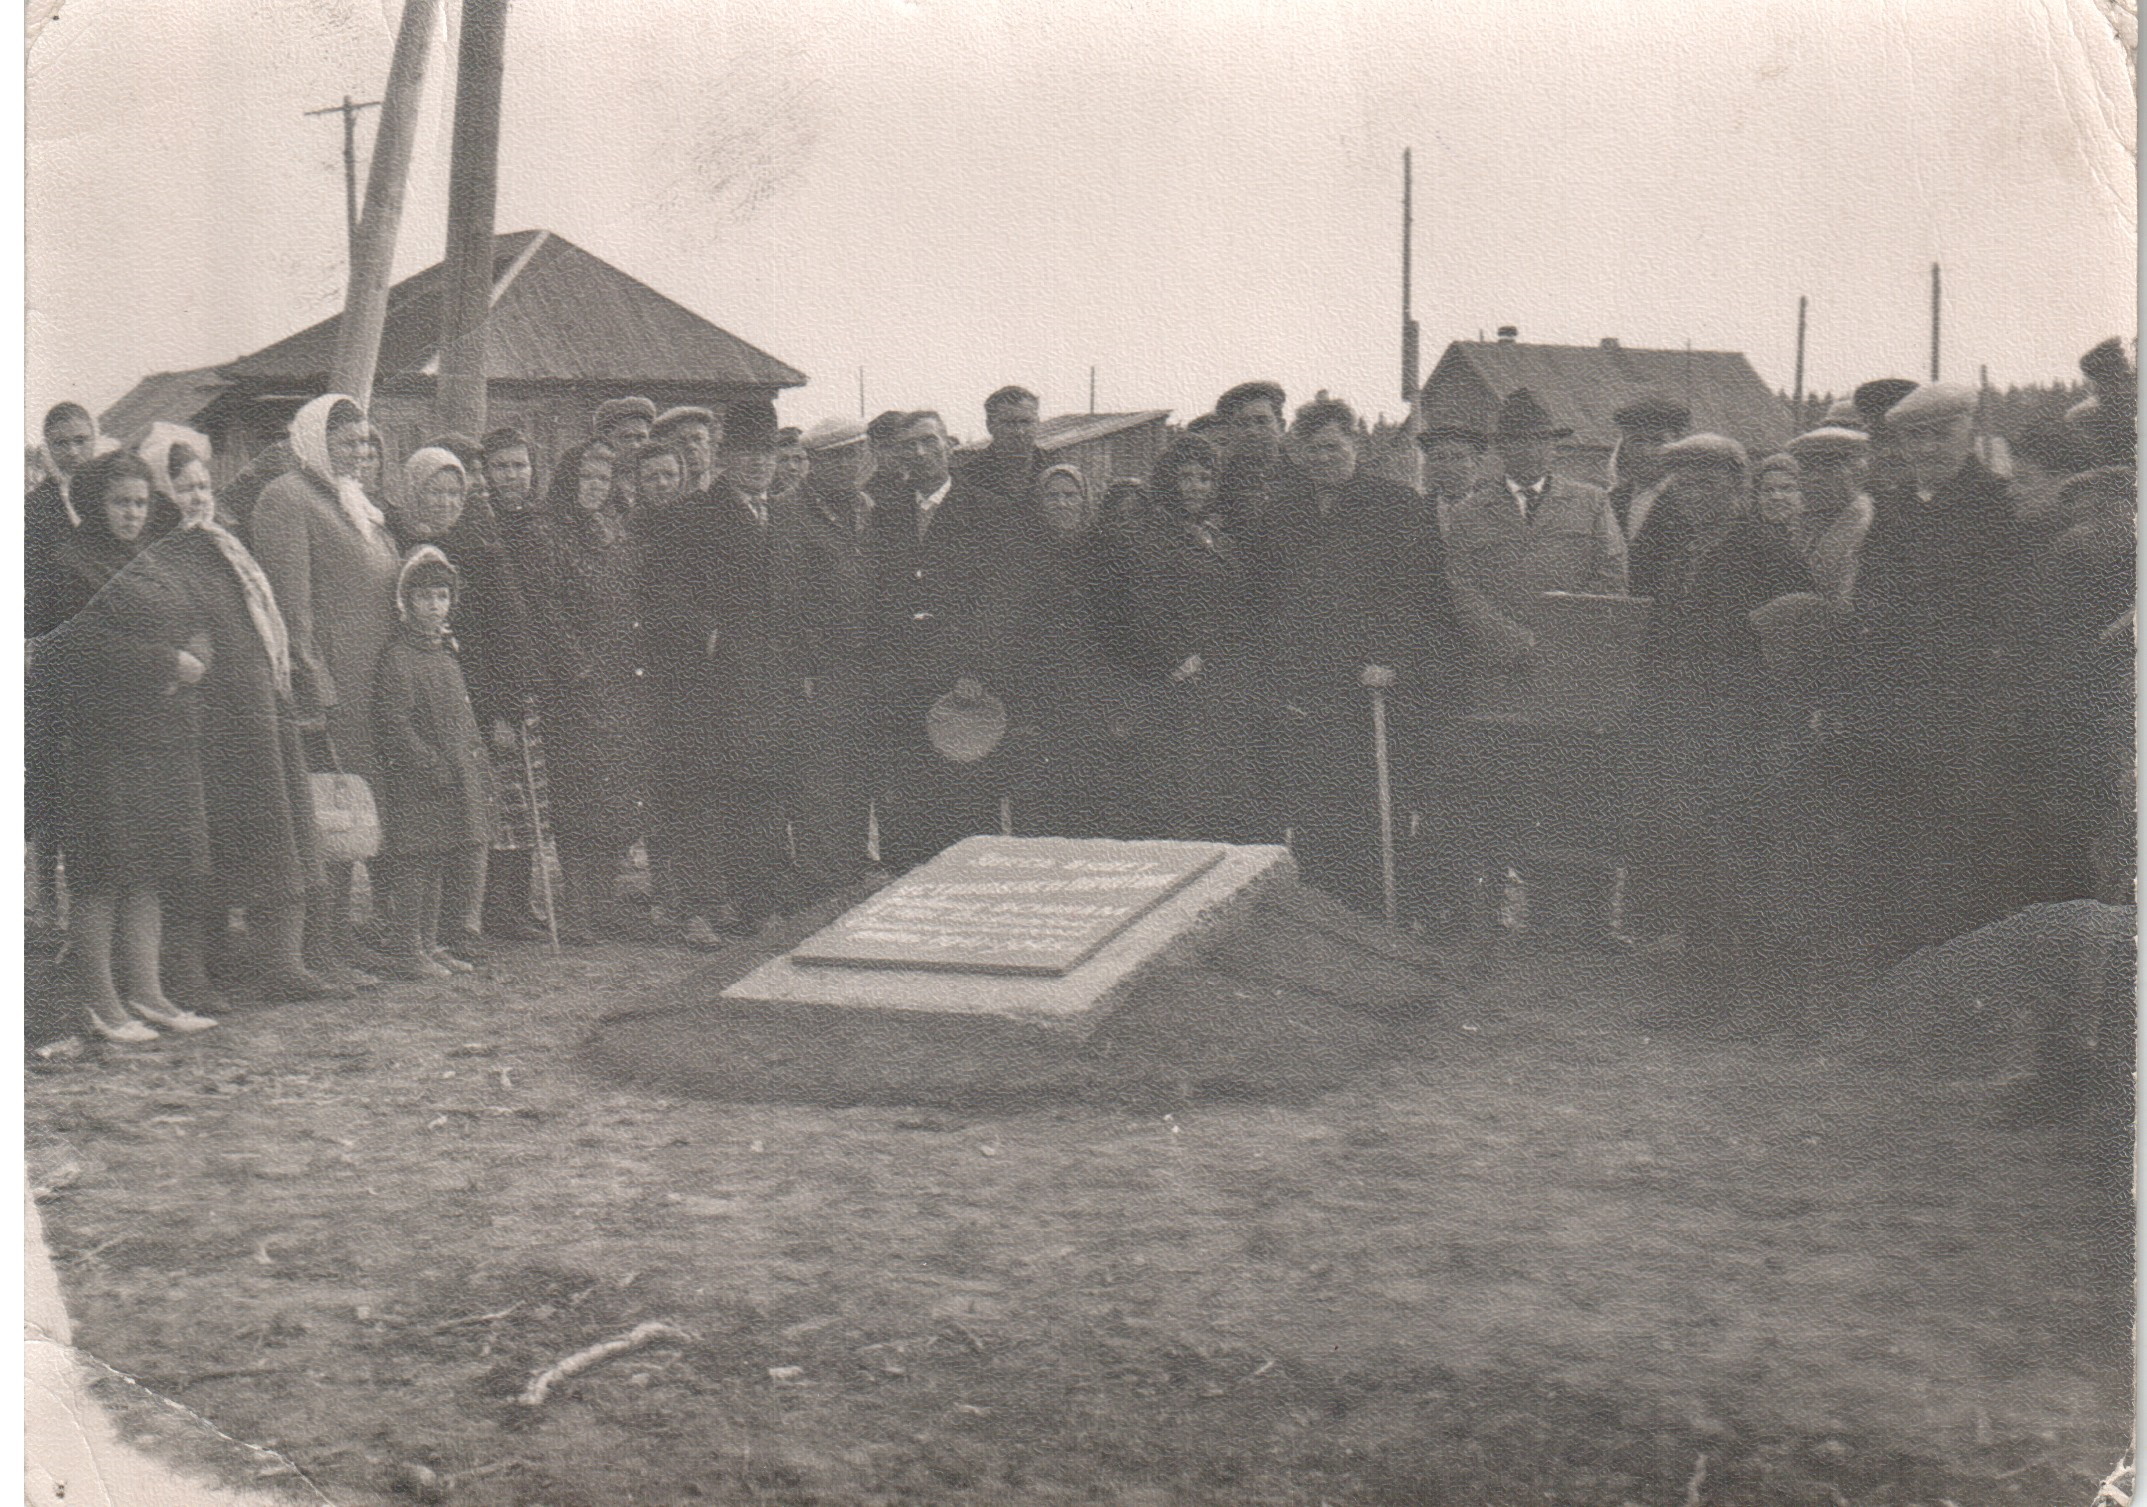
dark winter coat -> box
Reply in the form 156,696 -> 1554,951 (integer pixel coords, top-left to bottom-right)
46,526 -> 321,902
868,474 -> 1039,736
1843,460 -> 2030,779
438,495 -> 552,727
48,519 -> 152,628
25,475 -> 76,638
536,507 -> 651,854
371,622 -> 494,858
1247,470 -> 1461,721
640,487 -> 792,768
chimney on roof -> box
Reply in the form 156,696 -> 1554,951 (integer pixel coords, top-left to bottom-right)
1496,325 -> 1518,344
1600,337 -> 1619,350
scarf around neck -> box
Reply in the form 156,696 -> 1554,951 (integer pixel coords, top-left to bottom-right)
289,393 -> 387,537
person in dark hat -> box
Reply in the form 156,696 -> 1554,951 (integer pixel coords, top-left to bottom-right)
1446,387 -> 1627,676
2006,415 -> 2101,537
863,409 -> 917,509
1442,388 -> 1629,941
1851,377 -> 1920,500
867,410 -> 1044,867
1607,393 -> 1691,538
1836,381 -> 2036,955
1412,388 -> 1489,538
637,407 -> 795,943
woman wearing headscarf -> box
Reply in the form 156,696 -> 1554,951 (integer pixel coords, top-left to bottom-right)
251,393 -> 403,985
1013,462 -> 1126,835
536,440 -> 653,941
1118,435 -> 1258,840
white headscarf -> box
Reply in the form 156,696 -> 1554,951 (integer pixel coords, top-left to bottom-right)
289,392 -> 387,535
401,445 -> 467,498
136,422 -> 294,701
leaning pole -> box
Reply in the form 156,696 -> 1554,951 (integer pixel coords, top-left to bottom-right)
329,0 -> 438,408
435,0 -> 510,439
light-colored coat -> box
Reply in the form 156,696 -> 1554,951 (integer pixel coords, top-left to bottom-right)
251,470 -> 402,778
1444,474 -> 1629,667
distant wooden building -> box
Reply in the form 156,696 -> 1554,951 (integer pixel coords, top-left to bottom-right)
1035,411 -> 1173,488
100,229 -> 806,482
1417,333 -> 1791,486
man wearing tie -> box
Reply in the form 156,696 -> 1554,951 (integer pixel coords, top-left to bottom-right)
639,407 -> 788,941
868,409 -> 1033,867
1444,386 -> 1627,683
1442,386 -> 1629,940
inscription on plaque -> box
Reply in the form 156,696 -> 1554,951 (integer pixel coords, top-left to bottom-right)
789,837 -> 1229,976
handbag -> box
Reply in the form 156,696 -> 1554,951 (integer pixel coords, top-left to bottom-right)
309,730 -> 381,863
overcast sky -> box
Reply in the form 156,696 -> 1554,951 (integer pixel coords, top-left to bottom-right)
25,0 -> 2138,438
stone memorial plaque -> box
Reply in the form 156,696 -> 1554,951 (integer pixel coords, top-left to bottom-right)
788,836 -> 1228,976
722,839 -> 1294,1033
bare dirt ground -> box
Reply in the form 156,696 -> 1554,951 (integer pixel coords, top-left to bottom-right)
24,886 -> 2133,1507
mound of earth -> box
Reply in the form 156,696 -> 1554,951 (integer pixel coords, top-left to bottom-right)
1854,900 -> 2135,1075
586,877 -> 1460,1110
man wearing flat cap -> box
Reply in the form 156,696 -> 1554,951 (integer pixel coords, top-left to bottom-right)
1624,434 -> 1813,959
1838,381 -> 2035,953
1782,426 -> 1876,608
767,418 -> 881,894
653,405 -> 724,500
1607,392 -> 1690,540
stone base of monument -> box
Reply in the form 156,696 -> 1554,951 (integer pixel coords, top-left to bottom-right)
720,837 -> 1295,1035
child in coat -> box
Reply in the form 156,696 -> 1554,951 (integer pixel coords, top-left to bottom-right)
371,545 -> 493,979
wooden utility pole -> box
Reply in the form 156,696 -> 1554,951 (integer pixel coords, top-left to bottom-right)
329,0 -> 437,407
1791,295 -> 1808,428
305,94 -> 382,274
1088,366 -> 1097,414
1929,262 -> 1942,382
1400,148 -> 1420,403
435,0 -> 511,439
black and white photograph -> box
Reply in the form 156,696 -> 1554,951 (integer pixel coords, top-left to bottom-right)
20,0 -> 2140,1502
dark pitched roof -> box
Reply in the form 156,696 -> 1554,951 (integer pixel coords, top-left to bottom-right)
221,230 -> 805,390
98,366 -> 231,445
1424,340 -> 1789,454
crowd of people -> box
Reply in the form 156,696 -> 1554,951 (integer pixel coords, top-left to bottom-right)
23,340 -> 2137,1050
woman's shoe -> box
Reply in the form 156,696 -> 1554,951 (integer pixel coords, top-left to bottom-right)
86,1006 -> 159,1045
130,997 -> 219,1034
